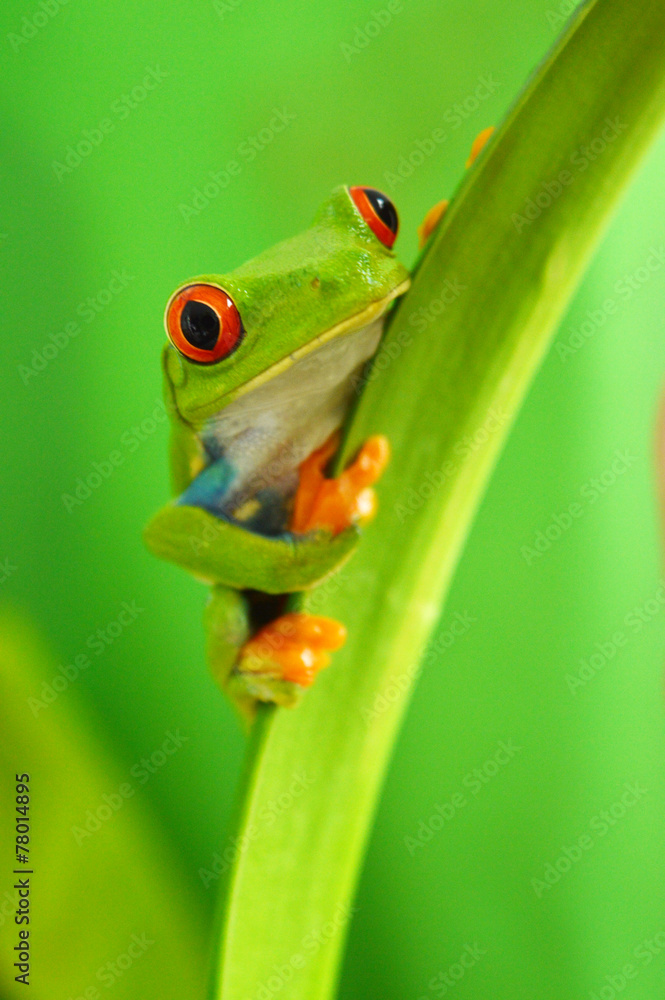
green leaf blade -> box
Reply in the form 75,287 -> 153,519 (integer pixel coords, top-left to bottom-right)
210,1 -> 665,997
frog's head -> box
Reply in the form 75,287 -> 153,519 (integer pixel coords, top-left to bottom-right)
163,185 -> 410,427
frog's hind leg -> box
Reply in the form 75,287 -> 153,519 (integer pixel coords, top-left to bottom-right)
204,586 -> 253,718
238,612 -> 346,699
205,588 -> 347,717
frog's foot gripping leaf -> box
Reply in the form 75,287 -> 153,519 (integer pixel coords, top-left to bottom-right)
204,589 -> 346,715
231,612 -> 347,709
417,126 -> 495,248
291,432 -> 390,535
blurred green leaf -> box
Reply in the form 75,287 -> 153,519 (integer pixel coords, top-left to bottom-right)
0,609 -> 207,999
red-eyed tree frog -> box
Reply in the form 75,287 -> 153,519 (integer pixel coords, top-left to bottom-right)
144,134 -> 492,718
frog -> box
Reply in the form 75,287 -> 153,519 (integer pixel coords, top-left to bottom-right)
144,185 -> 410,717
144,131 -> 494,719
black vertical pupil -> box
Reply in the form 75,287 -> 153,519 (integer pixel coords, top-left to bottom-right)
180,300 -> 220,351
363,188 -> 398,235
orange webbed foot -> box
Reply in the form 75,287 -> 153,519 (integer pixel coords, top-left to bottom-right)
291,433 -> 390,536
239,613 -> 347,687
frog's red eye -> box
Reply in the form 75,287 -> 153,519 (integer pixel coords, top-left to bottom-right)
165,283 -> 244,364
349,186 -> 399,249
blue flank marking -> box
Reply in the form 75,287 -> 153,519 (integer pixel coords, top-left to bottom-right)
176,456 -> 236,518
176,457 -> 290,537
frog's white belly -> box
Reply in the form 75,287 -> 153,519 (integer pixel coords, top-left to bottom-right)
200,316 -> 384,518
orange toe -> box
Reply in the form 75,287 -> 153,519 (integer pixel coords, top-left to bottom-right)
291,433 -> 340,534
240,613 -> 347,687
417,199 -> 449,248
466,126 -> 495,168
348,435 -> 390,489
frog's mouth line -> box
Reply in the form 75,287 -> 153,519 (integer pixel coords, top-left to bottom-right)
186,278 -> 411,423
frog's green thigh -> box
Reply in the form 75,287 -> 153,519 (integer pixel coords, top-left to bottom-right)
204,585 -> 249,696
144,503 -> 359,593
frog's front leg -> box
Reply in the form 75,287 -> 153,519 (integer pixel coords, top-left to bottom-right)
290,432 -> 390,535
144,503 -> 360,592
143,433 -> 389,590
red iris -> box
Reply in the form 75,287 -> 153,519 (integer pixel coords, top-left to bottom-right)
165,283 -> 243,364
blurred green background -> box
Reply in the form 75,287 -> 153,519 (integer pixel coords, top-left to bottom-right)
1,0 -> 665,997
